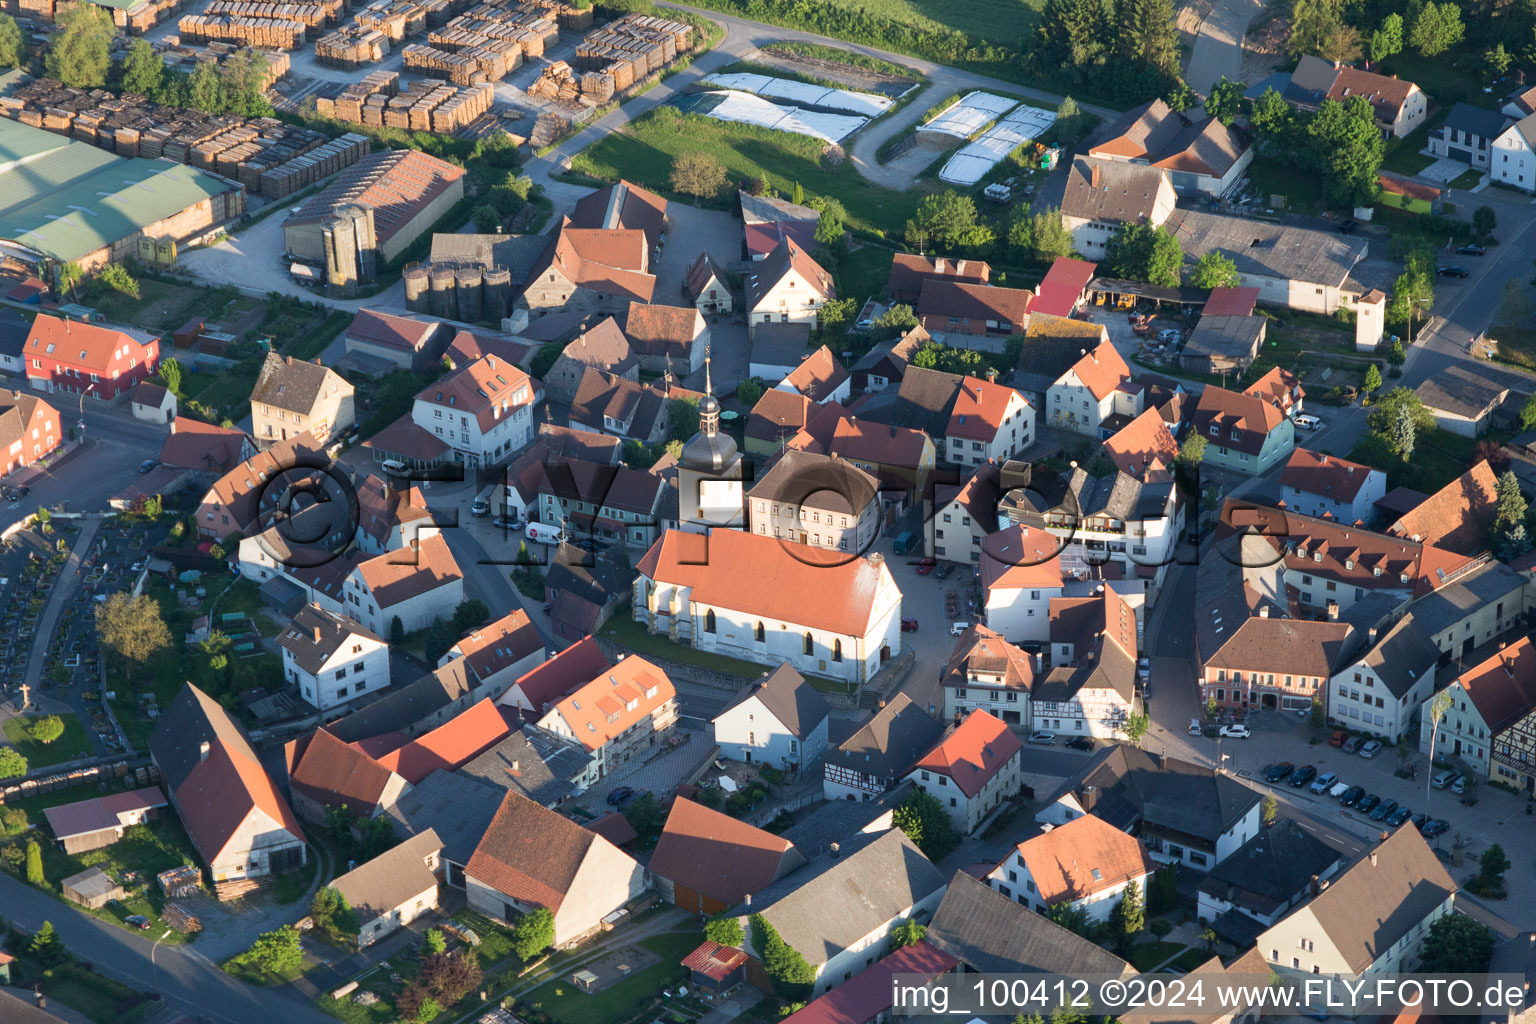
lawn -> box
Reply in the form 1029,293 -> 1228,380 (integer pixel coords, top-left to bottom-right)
2,713 -> 94,767
37,965 -> 153,1024
1127,940 -> 1187,971
1245,155 -> 1327,214
598,614 -> 764,680
836,244 -> 897,308
779,0 -> 1043,46
1170,947 -> 1213,972
1381,110 -> 1447,177
519,931 -> 703,1024
1347,425 -> 1480,492
568,109 -> 923,237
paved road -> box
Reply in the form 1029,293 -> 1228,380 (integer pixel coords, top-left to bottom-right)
1182,0 -> 1264,97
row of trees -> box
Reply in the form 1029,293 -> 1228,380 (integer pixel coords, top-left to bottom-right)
1250,89 -> 1385,209
1033,0 -> 1183,104
122,39 -> 273,117
1290,0 -> 1464,63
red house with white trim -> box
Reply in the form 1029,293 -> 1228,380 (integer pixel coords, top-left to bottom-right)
24,314 -> 160,401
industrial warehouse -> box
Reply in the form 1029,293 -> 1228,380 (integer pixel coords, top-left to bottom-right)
0,117 -> 244,278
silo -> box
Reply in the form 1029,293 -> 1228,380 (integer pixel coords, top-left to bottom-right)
323,215 -> 359,298
428,263 -> 458,319
482,265 -> 511,322
455,265 -> 484,323
339,203 -> 378,284
403,263 -> 430,312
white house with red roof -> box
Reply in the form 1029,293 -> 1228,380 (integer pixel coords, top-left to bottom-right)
497,635 -> 612,719
948,373 -> 1034,466
1280,449 -> 1386,524
635,529 -> 903,686
745,238 -> 836,338
904,709 -> 1022,833
988,813 -> 1152,921
535,654 -> 679,784
979,524 -> 1067,643
1044,340 -> 1141,438
440,608 -> 546,693
411,351 -> 535,468
1191,384 -> 1295,476
25,314 -> 159,401
941,624 -> 1036,728
774,345 -> 850,405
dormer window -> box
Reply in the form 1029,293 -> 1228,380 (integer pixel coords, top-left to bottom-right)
1313,552 -> 1322,562
1345,560 -> 1354,570
1374,566 -> 1383,576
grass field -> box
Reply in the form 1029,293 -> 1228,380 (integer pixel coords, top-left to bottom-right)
520,931 -> 702,1024
811,0 -> 1044,45
2,714 -> 94,767
568,109 -> 922,237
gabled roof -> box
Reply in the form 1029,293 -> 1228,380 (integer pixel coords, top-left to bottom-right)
781,345 -> 849,402
150,683 -> 303,864
354,474 -> 432,548
331,829 -> 442,925
1269,826 -> 1454,973
1245,366 -> 1305,409
980,523 -> 1064,592
327,658 -> 476,745
458,725 -> 593,807
288,726 -> 402,816
717,665 -> 830,741
251,351 -> 347,415
1031,257 -> 1098,318
569,367 -> 668,438
685,251 -> 729,299
928,870 -> 1135,975
1203,614 -> 1356,678
286,150 -> 464,246
749,448 -> 878,516
1388,460 -> 1498,555
352,535 -> 462,608
1327,63 -> 1420,125
934,459 -> 1003,534
1203,286 -> 1261,317
569,179 -> 668,251
1013,812 -> 1152,903
944,624 -> 1034,691
649,797 -> 805,905
131,381 -> 170,408
624,302 -> 703,360
1103,407 -> 1178,480
201,430 -> 326,532
910,709 -> 1022,799
346,309 -> 440,354
1454,634 -> 1536,735
1055,340 -> 1132,402
781,941 -> 957,1024
1197,818 -> 1342,915
916,279 -> 1032,326
447,609 -> 543,684
949,375 -> 1025,442
745,238 -> 835,310
1089,99 -> 1187,162
529,221 -> 657,303
26,314 -> 154,374
466,790 -> 631,911
544,655 -> 676,752
377,697 -> 511,784
825,693 -> 944,780
1042,746 -> 1261,842
380,769 -> 502,869
1191,384 -> 1286,455
278,604 -> 382,676
1282,448 -> 1381,505
887,253 -> 990,299
746,387 -> 814,446
415,353 -> 533,433
1058,156 -> 1170,225
637,528 -> 895,637
682,940 -> 751,982
512,634 -> 612,714
43,786 -> 167,841
160,417 -> 251,473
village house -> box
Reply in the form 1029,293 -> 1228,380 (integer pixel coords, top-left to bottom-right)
1086,98 -> 1253,198
1419,634 -> 1536,789
1196,819 -> 1343,936
905,709 -> 1022,833
870,365 -> 1035,468
535,654 -> 679,785
410,351 -> 535,468
712,664 -> 831,768
129,381 -> 176,424
465,791 -> 646,947
42,787 -> 168,855
1045,340 -> 1141,438
542,318 -> 638,404
342,309 -> 446,373
635,529 -> 904,686
1491,113 -> 1536,191
1199,608 -> 1358,713
915,281 -> 1034,352
1171,212 -> 1372,315
745,238 -> 835,338
748,448 -> 880,554
823,694 -> 944,802
1036,586 -> 1141,739
740,190 -> 819,260
439,608 -> 546,694
278,603 -> 391,711
850,325 -> 928,395
286,726 -> 411,821
330,830 -> 443,947
458,724 -> 594,808
380,771 -> 500,888
1256,56 -> 1427,137
929,459 -> 1003,566
535,459 -> 666,550
775,344 -> 851,405
978,523 -> 1067,643
496,634 -> 612,720
520,220 -> 657,315
941,625 -> 1035,729
1256,827 -> 1454,976
1055,157 -> 1177,255
567,367 -> 670,444
24,314 -> 160,401
159,418 -> 253,475
684,251 -> 732,314
745,388 -> 814,458
371,697 -> 513,785
570,180 -> 668,255
788,403 -> 937,499
250,352 -> 355,450
194,428 -> 327,541
1280,448 -> 1386,524
1429,102 -> 1511,170
1386,460 -> 1499,555
748,322 -> 813,385
341,535 -> 465,636
648,797 -> 805,914
988,812 -> 1152,922
150,683 -> 307,882
887,253 -> 991,304
0,390 -> 59,477
353,473 -> 437,556
624,301 -> 709,377
778,942 -> 957,1024
543,544 -> 629,641
1190,384 -> 1295,475
1327,615 -> 1439,743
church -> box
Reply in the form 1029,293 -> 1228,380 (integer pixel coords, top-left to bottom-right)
676,354 -> 745,532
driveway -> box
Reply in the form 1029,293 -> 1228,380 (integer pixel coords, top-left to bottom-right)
1182,0 -> 1265,97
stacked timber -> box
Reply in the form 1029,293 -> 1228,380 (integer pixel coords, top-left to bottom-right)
202,0 -> 342,26
313,24 -> 390,65
159,44 -> 292,88
178,13 -> 308,48
527,111 -> 568,148
355,0 -> 427,41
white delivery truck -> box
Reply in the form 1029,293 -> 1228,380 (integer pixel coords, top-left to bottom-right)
524,521 -> 566,545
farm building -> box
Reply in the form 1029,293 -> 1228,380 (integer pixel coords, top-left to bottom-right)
42,786 -> 169,854
62,866 -> 126,909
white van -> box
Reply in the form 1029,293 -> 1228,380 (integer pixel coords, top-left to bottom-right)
949,621 -> 971,636
1294,414 -> 1322,431
524,521 -> 566,545
380,458 -> 408,476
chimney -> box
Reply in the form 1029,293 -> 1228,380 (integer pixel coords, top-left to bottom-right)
1259,605 -> 1270,618
1310,874 -> 1320,894
744,893 -> 752,906
1368,626 -> 1378,646
488,355 -> 497,369
199,740 -> 210,762
314,626 -> 323,644
1090,164 -> 1102,189
830,842 -> 841,858
33,989 -> 44,1010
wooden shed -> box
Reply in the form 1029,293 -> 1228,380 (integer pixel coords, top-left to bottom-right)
62,867 -> 126,910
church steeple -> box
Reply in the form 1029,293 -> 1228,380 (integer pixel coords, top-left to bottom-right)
681,343 -> 738,473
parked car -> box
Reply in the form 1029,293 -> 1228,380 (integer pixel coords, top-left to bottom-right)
606,786 -> 635,807
1294,414 -> 1323,431
1028,731 -> 1056,745
1289,765 -> 1318,788
914,557 -> 937,575
1410,812 -> 1428,830
1358,740 -> 1382,758
138,458 -> 158,473
950,621 -> 971,636
470,498 -> 490,517
900,618 -> 920,633
1355,793 -> 1381,814
1066,736 -> 1095,751
1339,785 -> 1365,807
1219,725 -> 1251,738
1458,244 -> 1486,256
1341,736 -> 1362,754
1451,775 -> 1467,794
1369,798 -> 1398,822
492,514 -> 521,530
125,915 -> 151,930
1431,769 -> 1457,789
1265,762 -> 1295,783
1189,718 -> 1203,736
1337,219 -> 1358,234
934,563 -> 954,580
1156,328 -> 1182,343
1421,818 -> 1450,838
1329,730 -> 1348,747
1437,266 -> 1469,278
1310,771 -> 1338,794
1386,805 -> 1412,827
1138,657 -> 1150,681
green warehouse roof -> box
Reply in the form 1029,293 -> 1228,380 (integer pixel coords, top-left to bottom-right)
0,119 -> 235,263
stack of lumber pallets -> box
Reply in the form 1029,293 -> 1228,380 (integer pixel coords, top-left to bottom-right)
320,76 -> 491,130
177,13 -> 308,48
313,23 -> 390,65
527,111 -> 568,148
568,12 -> 691,97
201,0 -> 343,27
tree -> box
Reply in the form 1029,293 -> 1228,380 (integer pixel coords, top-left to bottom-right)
668,396 -> 700,441
1030,208 -> 1074,263
233,928 -> 303,977
1114,879 -> 1145,938
1479,843 -> 1510,888
0,748 -> 25,779
25,839 -> 43,885
423,929 -> 447,955
1250,87 -> 1293,148
1487,43 -> 1514,80
121,38 -> 164,96
1520,394 -> 1536,431
732,377 -> 763,409
1177,433 -> 1208,468
1387,339 -> 1406,366
873,304 -> 919,337
310,886 -> 359,936
30,920 -> 63,963
1262,792 -> 1278,826
1367,387 -> 1434,441
512,908 -> 554,962
670,152 -> 727,200
57,261 -> 83,300
893,788 -> 959,862
1419,914 -> 1495,973
790,181 -> 804,205
1122,711 -> 1150,747
451,598 -> 489,634
1114,0 -> 1180,91
1474,205 -> 1498,241
890,919 -> 927,948
45,3 -> 113,88
24,715 -> 64,744
412,998 -> 442,1024
752,914 -> 816,1000
1105,223 -> 1182,287
908,191 -> 984,251
95,593 -> 171,677
390,615 -> 405,645
1423,689 -> 1453,806
158,357 -> 183,395
1288,0 -> 1345,56
1054,95 -> 1090,147
1493,470 -> 1530,560
1362,364 -> 1382,396
1410,1 -> 1462,55
1205,78 -> 1245,125
622,792 -> 665,848
1190,251 -> 1240,289
1046,900 -> 1092,937
0,806 -> 26,836
813,208 -> 846,258
221,48 -> 272,117
1370,12 -> 1403,62
1201,927 -> 1218,952
530,341 -> 563,380
705,914 -> 744,948
187,59 -> 225,113
1319,23 -> 1362,61
1035,0 -> 1108,85
472,205 -> 500,232
0,13 -> 20,69
98,263 -> 138,299
1149,864 -> 1178,914
1306,96 -> 1385,208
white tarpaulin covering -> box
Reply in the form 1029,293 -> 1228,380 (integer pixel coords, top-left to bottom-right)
701,90 -> 869,143
939,104 -> 1059,185
704,72 -> 893,117
917,91 -> 1020,139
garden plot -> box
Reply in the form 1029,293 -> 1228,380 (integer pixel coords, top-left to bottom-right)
698,90 -> 869,144
939,104 -> 1058,185
917,91 -> 1019,138
703,72 -> 893,117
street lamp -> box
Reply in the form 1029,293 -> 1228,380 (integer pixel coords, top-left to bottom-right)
77,383 -> 95,440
